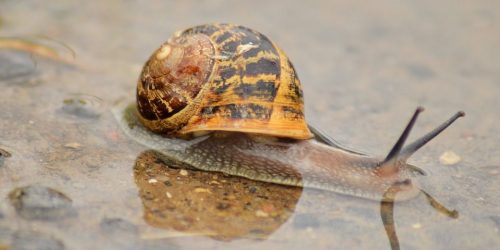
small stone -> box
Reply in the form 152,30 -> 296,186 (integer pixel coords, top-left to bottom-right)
64,142 -> 82,149
165,192 -> 172,198
11,230 -> 65,250
255,210 -> 269,217
439,151 -> 462,165
179,169 -> 188,176
412,223 -> 422,229
248,186 -> 258,193
216,203 -> 230,210
148,178 -> 158,184
8,185 -> 76,220
194,188 -> 211,193
0,148 -> 12,158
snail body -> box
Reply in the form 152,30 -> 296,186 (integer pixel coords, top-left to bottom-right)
118,24 -> 464,201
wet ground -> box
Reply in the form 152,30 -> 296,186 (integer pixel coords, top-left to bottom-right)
1,0 -> 499,249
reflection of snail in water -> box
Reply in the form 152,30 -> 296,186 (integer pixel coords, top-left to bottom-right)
116,23 -> 464,201
133,150 -> 302,241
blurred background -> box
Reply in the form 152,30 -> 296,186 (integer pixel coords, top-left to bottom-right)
0,1 -> 499,249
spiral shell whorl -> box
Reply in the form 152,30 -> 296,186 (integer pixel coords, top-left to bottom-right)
136,33 -> 215,133
137,24 -> 312,139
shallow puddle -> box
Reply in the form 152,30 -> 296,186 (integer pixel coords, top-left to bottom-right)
1,1 -> 499,249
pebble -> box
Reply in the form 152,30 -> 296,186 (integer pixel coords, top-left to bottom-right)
165,192 -> 172,198
439,151 -> 462,165
209,180 -> 220,185
216,202 -> 230,210
148,178 -> 158,184
248,186 -> 258,193
193,188 -> 211,193
179,169 -> 188,176
10,230 -> 65,250
64,142 -> 82,149
255,210 -> 269,217
412,223 -> 422,229
8,185 -> 76,220
0,148 -> 11,158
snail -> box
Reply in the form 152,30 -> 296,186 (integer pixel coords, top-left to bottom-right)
115,23 -> 464,201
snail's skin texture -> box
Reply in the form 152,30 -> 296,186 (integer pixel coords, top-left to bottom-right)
136,24 -> 313,140
115,104 -> 421,202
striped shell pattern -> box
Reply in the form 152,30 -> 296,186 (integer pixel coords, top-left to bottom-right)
136,24 -> 313,139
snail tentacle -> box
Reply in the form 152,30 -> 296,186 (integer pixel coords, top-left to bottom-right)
399,111 -> 465,161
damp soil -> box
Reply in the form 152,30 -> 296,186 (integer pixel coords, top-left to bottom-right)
1,1 -> 499,249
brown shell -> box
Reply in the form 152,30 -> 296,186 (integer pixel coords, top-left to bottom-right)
137,24 -> 313,139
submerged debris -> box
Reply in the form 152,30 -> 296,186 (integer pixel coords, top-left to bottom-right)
60,94 -> 103,119
8,185 -> 76,220
0,147 -> 11,168
0,36 -> 76,65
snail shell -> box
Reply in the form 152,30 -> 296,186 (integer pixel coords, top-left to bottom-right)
136,24 -> 312,139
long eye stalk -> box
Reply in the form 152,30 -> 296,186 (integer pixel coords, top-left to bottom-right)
399,111 -> 465,161
383,107 -> 424,163
381,108 -> 465,166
